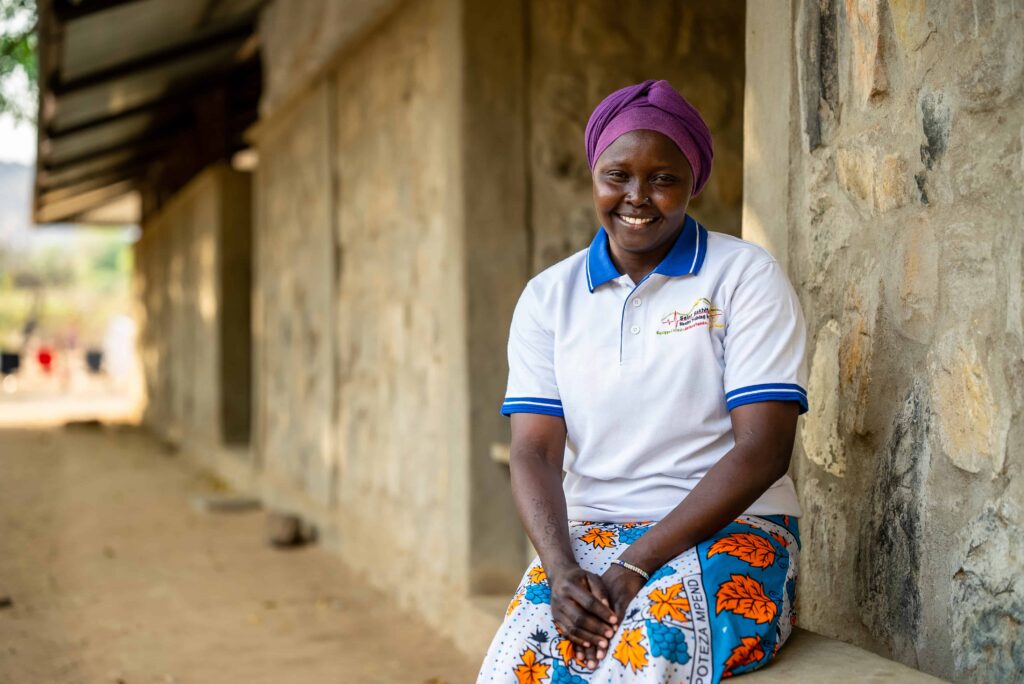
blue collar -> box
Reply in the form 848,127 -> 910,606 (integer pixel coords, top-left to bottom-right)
585,214 -> 708,292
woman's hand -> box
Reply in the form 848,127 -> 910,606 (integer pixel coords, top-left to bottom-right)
600,563 -> 648,629
548,563 -> 618,669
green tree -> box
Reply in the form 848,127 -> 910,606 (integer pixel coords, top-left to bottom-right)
0,0 -> 37,122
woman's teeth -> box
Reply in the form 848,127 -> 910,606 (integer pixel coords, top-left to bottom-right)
619,215 -> 656,225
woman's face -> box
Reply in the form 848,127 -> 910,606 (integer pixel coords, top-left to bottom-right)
591,129 -> 694,261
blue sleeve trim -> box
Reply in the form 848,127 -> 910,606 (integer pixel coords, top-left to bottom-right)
501,396 -> 564,417
726,383 -> 808,415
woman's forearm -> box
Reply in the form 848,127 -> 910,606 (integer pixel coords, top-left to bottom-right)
510,449 -> 578,576
617,402 -> 798,574
616,448 -> 786,573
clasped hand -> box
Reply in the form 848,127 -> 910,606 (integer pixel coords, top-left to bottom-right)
548,563 -> 647,670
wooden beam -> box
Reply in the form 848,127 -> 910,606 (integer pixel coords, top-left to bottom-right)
41,128 -> 177,172
43,113 -> 190,167
53,0 -> 148,24
38,145 -> 160,188
45,56 -> 259,138
51,20 -> 254,97
34,179 -> 137,224
38,168 -> 141,204
38,156 -> 152,193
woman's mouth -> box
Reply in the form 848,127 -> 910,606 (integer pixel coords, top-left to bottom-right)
616,214 -> 658,226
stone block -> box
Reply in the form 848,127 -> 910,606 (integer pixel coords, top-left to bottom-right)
857,383 -> 929,666
838,274 -> 878,436
801,319 -> 845,476
836,146 -> 873,207
889,0 -> 933,53
844,0 -> 888,105
876,154 -> 911,211
952,497 -> 1024,681
885,217 -> 938,343
950,0 -> 1024,112
928,337 -> 1007,475
836,146 -> 911,213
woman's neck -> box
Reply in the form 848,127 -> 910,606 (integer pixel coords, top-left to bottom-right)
607,228 -> 681,285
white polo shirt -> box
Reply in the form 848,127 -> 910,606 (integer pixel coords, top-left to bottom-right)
501,215 -> 807,522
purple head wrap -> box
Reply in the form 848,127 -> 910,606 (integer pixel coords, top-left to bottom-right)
585,80 -> 714,196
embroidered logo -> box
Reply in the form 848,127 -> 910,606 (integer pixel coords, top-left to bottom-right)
657,298 -> 723,335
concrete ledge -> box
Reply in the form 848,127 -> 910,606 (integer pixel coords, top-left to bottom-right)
180,439 -> 946,682
747,629 -> 946,682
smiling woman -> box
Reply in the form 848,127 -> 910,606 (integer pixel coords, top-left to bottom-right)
590,130 -> 694,284
479,80 -> 808,683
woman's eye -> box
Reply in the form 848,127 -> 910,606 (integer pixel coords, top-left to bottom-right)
653,175 -> 677,184
606,171 -> 628,181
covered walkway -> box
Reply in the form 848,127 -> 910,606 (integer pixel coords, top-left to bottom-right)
0,423 -> 477,684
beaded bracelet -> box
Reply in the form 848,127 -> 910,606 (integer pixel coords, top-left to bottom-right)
610,558 -> 650,581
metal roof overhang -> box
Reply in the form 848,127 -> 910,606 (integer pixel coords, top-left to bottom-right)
34,0 -> 263,225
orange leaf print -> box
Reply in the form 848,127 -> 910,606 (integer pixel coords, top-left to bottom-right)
555,638 -> 575,666
580,527 -> 616,549
507,590 -> 523,616
513,648 -> 550,684
707,533 -> 776,568
715,574 -> 778,624
612,627 -> 649,673
528,566 -> 547,584
771,531 -> 789,547
723,636 -> 765,677
647,583 -> 690,622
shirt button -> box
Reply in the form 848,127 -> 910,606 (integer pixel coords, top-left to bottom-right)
630,325 -> 641,335
632,298 -> 642,307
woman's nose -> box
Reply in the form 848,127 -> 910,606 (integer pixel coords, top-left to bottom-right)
625,181 -> 651,205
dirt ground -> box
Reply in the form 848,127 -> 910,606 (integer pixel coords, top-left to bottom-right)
0,424 -> 480,684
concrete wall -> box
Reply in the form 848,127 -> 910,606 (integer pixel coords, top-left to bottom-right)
747,2 -> 1023,681
249,0 -> 504,649
135,164 -> 252,453
252,87 -> 337,508
527,1 -> 746,269
329,0 -> 471,611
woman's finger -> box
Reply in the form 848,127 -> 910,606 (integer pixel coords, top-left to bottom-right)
583,643 -> 599,670
564,584 -> 616,635
582,573 -> 618,625
555,600 -> 613,648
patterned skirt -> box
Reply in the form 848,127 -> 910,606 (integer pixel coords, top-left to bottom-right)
477,515 -> 799,683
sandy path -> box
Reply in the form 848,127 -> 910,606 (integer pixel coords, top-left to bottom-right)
0,425 -> 479,684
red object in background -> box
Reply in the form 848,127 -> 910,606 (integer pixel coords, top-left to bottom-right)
37,347 -> 54,373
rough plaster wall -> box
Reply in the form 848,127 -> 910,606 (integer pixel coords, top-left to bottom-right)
329,0 -> 468,619
258,0 -> 401,117
528,1 -> 745,270
135,168 -> 226,449
253,92 -> 337,508
788,1 -> 1023,681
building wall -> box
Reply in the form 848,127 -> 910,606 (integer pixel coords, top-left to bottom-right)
747,2 -> 1023,681
135,164 -> 251,453
527,0 -> 746,270
250,0 -> 490,645
329,0 -> 470,610
252,87 -> 337,508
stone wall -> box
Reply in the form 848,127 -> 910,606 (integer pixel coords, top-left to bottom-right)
760,2 -> 1024,681
135,165 -> 251,453
527,0 -> 746,269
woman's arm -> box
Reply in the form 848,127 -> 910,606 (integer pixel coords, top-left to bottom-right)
510,413 -> 618,669
599,401 -> 800,623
